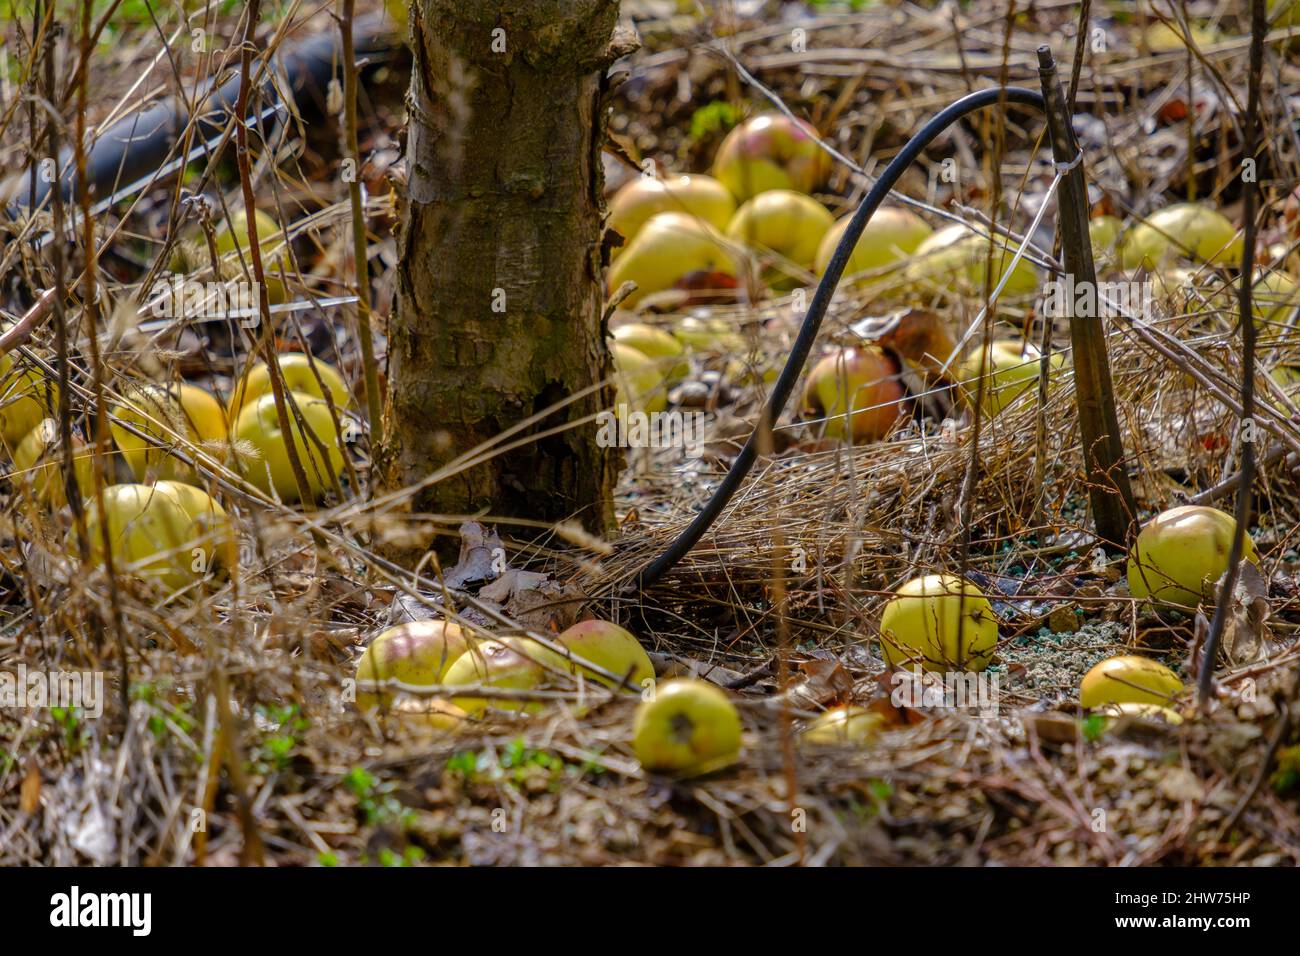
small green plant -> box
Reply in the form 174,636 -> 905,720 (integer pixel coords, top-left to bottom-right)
50,707 -> 89,753
344,767 -> 413,828
255,703 -> 309,774
1080,714 -> 1107,742
376,846 -> 425,867
689,101 -> 738,142
1270,744 -> 1300,795
132,682 -> 197,744
445,738 -> 598,791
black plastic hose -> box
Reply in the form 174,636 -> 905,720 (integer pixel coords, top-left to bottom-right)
634,85 -> 1048,591
24,14 -> 399,207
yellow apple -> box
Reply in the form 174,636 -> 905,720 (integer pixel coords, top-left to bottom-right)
632,678 -> 742,775
378,698 -> 466,733
1088,215 -> 1124,264
611,323 -> 689,383
1127,505 -> 1258,610
229,353 -> 350,413
1142,21 -> 1219,53
711,111 -> 832,202
606,212 -> 742,308
384,0 -> 408,30
1251,270 -> 1299,329
1119,203 -> 1241,270
83,482 -> 206,592
10,418 -> 95,508
110,382 -> 227,481
546,619 -> 655,691
1080,655 -> 1183,709
608,174 -> 736,255
0,352 -> 58,452
1272,0 -> 1300,26
230,391 -> 347,503
612,341 -> 668,416
905,223 -> 1041,299
1095,701 -> 1184,727
801,705 -> 884,746
878,574 -> 998,672
672,315 -> 745,353
957,340 -> 1067,417
215,208 -> 288,303
1271,364 -> 1300,395
354,619 -> 471,712
800,346 -> 907,443
152,479 -> 238,574
441,637 -> 548,717
725,189 -> 834,282
814,207 -> 933,280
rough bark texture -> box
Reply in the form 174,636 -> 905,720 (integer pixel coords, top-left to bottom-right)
381,0 -> 625,557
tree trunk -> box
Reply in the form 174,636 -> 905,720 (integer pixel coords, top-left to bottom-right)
380,0 -> 627,557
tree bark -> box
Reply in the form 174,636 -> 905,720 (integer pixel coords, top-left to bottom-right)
381,0 -> 627,556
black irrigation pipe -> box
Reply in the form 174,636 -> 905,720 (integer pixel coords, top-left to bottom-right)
634,84 -> 1047,591
635,47 -> 1135,591
22,14 -> 399,208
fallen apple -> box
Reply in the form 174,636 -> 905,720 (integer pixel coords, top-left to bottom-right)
672,314 -> 745,353
612,341 -> 668,415
10,418 -> 95,508
547,618 -> 655,691
1119,203 -> 1242,270
229,390 -> 348,502
957,340 -> 1067,417
1127,505 -> 1258,610
632,678 -> 742,775
384,0 -> 408,29
904,222 -> 1041,299
800,346 -> 907,443
801,705 -> 884,746
606,212 -> 742,308
83,482 -> 206,592
1088,215 -> 1123,264
229,353 -> 350,413
878,574 -> 998,672
354,619 -> 471,711
814,207 -> 933,280
441,637 -> 548,717
153,479 -> 238,574
1079,655 -> 1184,709
724,188 -> 834,282
608,174 -> 736,255
712,111 -> 832,202
214,208 -> 288,303
1271,364 -> 1300,395
1095,701 -> 1184,728
1142,20 -> 1219,53
110,382 -> 227,481
1273,0 -> 1300,27
0,352 -> 58,452
378,698 -> 466,733
1250,270 -> 1300,329
611,323 -> 689,383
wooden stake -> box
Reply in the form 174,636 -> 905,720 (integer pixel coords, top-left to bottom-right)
1037,46 -> 1136,549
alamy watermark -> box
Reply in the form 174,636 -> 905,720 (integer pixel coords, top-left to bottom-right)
0,665 -> 105,719
890,669 -> 1000,718
1041,275 -> 1153,321
146,276 -> 261,325
596,405 -> 706,454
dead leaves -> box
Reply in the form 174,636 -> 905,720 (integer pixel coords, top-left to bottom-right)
1218,560 -> 1272,666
